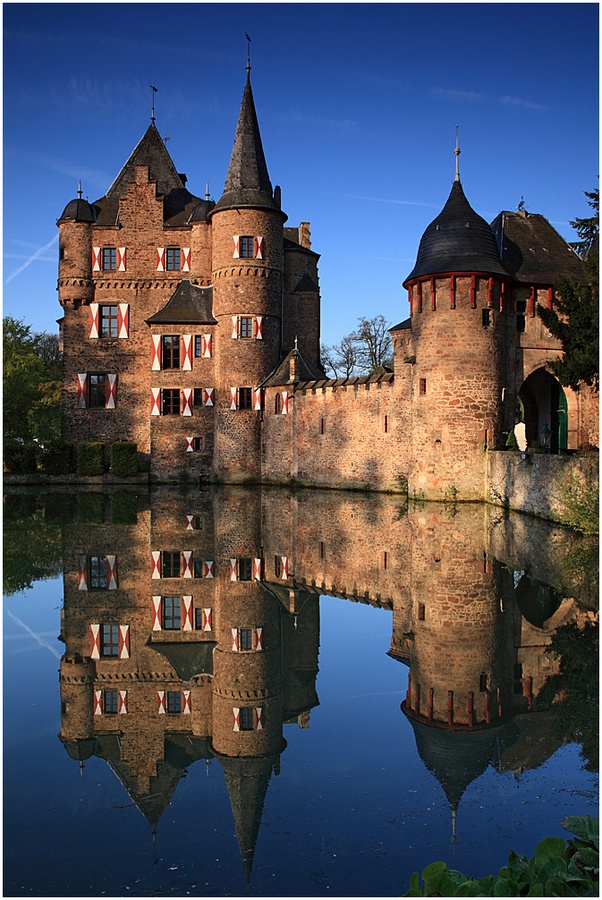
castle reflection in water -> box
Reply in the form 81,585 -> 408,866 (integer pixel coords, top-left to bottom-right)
57,487 -> 592,879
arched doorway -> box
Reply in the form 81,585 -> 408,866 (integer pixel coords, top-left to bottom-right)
519,368 -> 568,453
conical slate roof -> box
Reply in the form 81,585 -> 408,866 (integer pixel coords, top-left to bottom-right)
404,180 -> 510,284
105,122 -> 185,198
212,74 -> 282,215
59,196 -> 97,223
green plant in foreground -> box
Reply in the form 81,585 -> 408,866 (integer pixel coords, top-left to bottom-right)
405,815 -> 598,896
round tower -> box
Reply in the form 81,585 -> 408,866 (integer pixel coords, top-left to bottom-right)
57,186 -> 96,306
403,144 -> 515,500
209,68 -> 287,480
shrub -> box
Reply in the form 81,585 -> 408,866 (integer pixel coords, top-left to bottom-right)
41,442 -> 73,475
110,441 -> 138,477
557,459 -> 599,534
111,492 -> 138,525
77,441 -> 105,476
4,440 -> 37,473
77,492 -> 105,524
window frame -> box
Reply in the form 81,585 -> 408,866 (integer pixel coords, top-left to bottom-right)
239,236 -> 254,259
100,304 -> 119,339
89,555 -> 108,590
161,335 -> 181,370
238,558 -> 253,582
161,551 -> 181,579
239,316 -> 253,339
239,707 -> 254,730
102,247 -> 117,271
162,596 -> 181,630
161,388 -> 181,416
166,247 -> 181,271
100,623 -> 120,658
103,690 -> 119,714
238,387 -> 253,410
167,691 -> 182,713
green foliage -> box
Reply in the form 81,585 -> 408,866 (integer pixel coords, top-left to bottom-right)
537,188 -> 599,391
77,441 -> 105,476
41,442 -> 74,475
536,620 -> 599,772
3,493 -> 63,594
77,492 -> 105,524
405,816 -> 599,896
556,459 -> 599,534
111,492 -> 138,525
506,430 -> 519,450
110,441 -> 138,477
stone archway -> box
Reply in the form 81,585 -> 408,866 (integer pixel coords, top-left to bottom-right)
519,367 -> 568,453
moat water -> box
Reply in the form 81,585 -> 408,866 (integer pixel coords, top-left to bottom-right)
3,487 -> 598,897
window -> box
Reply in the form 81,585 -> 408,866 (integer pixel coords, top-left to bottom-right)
479,673 -> 489,693
87,374 -> 107,408
238,558 -> 253,582
320,541 -> 325,559
193,559 -> 204,579
419,378 -> 427,395
320,417 -> 325,435
240,707 -> 254,730
193,388 -> 203,407
89,556 -> 108,590
482,308 -> 491,327
517,315 -> 525,333
383,551 -> 388,570
162,389 -> 180,415
239,628 -> 254,651
274,555 -> 282,578
162,596 -> 181,630
162,335 -> 180,369
101,624 -> 120,657
166,248 -> 181,271
384,415 -> 389,434
418,603 -> 426,621
238,388 -> 252,410
103,690 -> 118,714
100,304 -> 119,338
167,691 -> 182,713
239,316 -> 253,339
102,248 -> 116,271
275,393 -> 282,414
191,437 -> 203,451
161,551 -> 181,578
194,335 -> 202,358
240,236 -> 254,258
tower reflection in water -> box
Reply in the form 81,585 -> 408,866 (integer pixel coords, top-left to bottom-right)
58,487 -> 593,878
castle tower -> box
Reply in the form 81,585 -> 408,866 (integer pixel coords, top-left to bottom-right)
209,68 -> 287,481
402,145 -> 515,500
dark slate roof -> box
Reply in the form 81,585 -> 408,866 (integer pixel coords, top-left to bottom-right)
292,273 -> 319,292
146,281 -> 216,325
490,210 -> 585,284
58,196 -> 97,223
91,122 -> 211,226
404,180 -> 510,284
149,640 -> 216,681
262,347 -> 327,387
211,75 -> 282,215
390,317 -> 411,332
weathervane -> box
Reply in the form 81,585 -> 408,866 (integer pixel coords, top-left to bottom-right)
245,30 -> 251,77
150,84 -> 158,123
454,125 -> 461,183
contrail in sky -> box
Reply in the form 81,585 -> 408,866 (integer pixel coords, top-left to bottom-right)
5,608 -> 62,659
6,233 -> 58,283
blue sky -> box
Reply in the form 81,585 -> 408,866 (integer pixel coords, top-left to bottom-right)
3,2 -> 599,345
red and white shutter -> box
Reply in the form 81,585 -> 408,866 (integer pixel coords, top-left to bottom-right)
78,556 -> 88,590
182,596 -> 193,631
203,387 -> 215,407
233,707 -> 241,731
185,437 -> 194,452
152,596 -> 162,631
94,691 -> 103,715
181,334 -> 193,371
181,388 -> 193,417
253,388 -> 262,411
118,304 -> 129,338
231,316 -> 238,339
151,551 -> 162,579
181,248 -> 191,272
202,608 -> 212,631
255,236 -> 264,260
255,627 -> 263,651
230,388 -> 238,410
232,236 -> 240,259
156,248 -> 165,271
181,551 -> 193,579
105,374 -> 117,409
89,303 -> 99,339
92,248 -> 101,272
253,558 -> 262,581
202,334 -> 212,358
106,555 -> 118,589
117,248 -> 127,272
119,625 -> 130,659
280,556 -> 289,579
150,388 -> 161,416
254,707 -> 264,730
90,624 -> 101,659
254,316 -> 263,340
118,691 -> 128,714
281,391 -> 289,414
231,628 -> 239,651
185,515 -> 195,530
77,374 -> 87,409
202,560 -> 215,578
151,334 -> 162,370
182,690 -> 191,714
157,691 -> 166,715
230,559 -> 238,582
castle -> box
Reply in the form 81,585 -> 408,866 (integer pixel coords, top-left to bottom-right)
57,67 -> 598,500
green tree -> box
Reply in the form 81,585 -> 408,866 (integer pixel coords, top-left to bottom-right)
537,188 -> 599,390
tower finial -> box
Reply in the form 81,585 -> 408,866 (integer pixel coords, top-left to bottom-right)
454,125 -> 461,183
150,84 -> 158,123
77,180 -> 82,200
245,30 -> 251,79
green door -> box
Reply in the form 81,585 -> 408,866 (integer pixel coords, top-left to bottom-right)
557,386 -> 568,452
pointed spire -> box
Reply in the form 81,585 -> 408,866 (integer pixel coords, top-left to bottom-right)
454,125 -> 461,183
77,180 -> 83,199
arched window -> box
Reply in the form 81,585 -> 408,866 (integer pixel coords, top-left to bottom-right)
275,393 -> 282,414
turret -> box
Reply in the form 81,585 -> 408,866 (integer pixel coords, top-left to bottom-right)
57,183 -> 96,306
402,140 -> 515,500
209,67 -> 287,480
